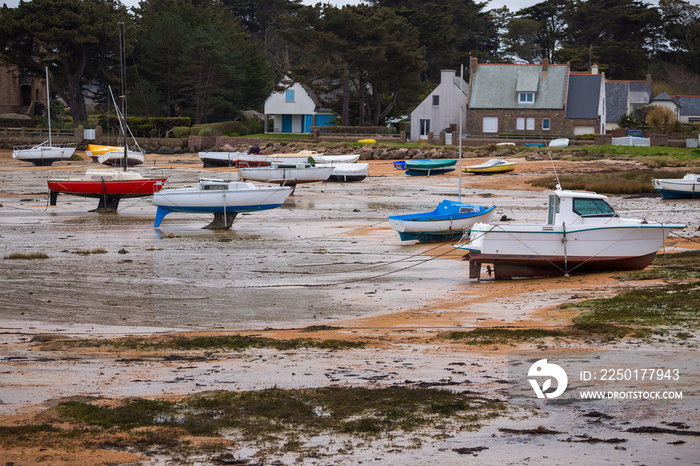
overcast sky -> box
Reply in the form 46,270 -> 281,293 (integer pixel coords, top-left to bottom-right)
2,0 -> 542,12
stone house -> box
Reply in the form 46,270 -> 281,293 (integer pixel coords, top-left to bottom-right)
465,57 -> 604,138
263,81 -> 334,134
408,69 -> 467,142
0,62 -> 46,116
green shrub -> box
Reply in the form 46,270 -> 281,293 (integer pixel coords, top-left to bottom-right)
198,126 -> 214,137
172,127 -> 190,138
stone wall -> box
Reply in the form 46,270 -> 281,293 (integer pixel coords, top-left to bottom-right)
468,108 -> 569,137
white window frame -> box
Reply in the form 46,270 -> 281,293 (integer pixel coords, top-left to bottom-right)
518,92 -> 535,104
516,117 -> 525,130
482,117 -> 498,133
526,117 -> 535,130
419,119 -> 431,138
432,95 -> 439,106
542,118 -> 551,130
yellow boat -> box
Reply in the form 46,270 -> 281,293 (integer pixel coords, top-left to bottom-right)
358,139 -> 376,144
87,144 -> 123,157
463,158 -> 517,174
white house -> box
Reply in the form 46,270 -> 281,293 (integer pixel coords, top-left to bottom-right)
409,69 -> 467,142
263,82 -> 334,134
651,91 -> 681,119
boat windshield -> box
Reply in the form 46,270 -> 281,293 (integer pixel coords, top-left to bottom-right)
572,198 -> 618,218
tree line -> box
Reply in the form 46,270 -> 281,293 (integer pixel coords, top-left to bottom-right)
0,0 -> 697,127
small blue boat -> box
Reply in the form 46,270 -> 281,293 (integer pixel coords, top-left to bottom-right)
388,200 -> 496,243
404,159 -> 457,176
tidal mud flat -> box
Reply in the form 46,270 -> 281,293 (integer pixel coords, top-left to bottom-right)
0,150 -> 698,465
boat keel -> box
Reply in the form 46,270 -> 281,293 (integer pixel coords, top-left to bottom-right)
203,212 -> 237,230
92,196 -> 120,213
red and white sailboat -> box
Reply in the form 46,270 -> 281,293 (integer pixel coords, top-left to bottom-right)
47,23 -> 165,211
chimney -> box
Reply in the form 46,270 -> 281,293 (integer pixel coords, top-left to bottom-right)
542,58 -> 549,72
441,69 -> 456,85
470,57 -> 478,74
591,63 -> 598,74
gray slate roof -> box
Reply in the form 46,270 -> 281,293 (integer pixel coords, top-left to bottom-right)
469,64 -> 568,109
629,81 -> 652,105
606,81 -> 629,123
566,74 -> 602,119
678,95 -> 700,116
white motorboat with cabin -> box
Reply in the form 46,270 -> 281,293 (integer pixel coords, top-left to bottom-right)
455,187 -> 685,279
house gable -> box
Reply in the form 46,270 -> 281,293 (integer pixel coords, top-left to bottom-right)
264,81 -> 333,134
409,69 -> 467,141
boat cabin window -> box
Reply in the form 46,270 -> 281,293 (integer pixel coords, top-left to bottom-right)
202,184 -> 227,191
572,198 -> 617,217
459,207 -> 475,213
547,194 -> 560,224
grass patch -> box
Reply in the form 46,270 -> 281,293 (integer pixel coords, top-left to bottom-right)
73,248 -> 107,255
52,333 -> 365,351
528,168 -> 692,194
55,387 -> 504,441
616,251 -> 700,281
570,283 -> 700,328
445,328 -> 566,345
566,145 -> 700,163
445,323 -> 633,345
4,252 -> 49,260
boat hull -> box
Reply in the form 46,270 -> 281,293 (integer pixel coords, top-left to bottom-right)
406,167 -> 456,176
198,152 -> 270,167
404,160 -> 457,176
464,164 -> 516,174
151,183 -> 292,227
239,166 -> 334,185
464,159 -> 517,174
318,163 -> 369,182
12,144 -> 76,166
47,178 -> 166,199
97,150 -> 145,166
389,202 -> 495,243
463,251 -> 658,280
459,221 -> 685,279
311,154 -> 361,164
652,175 -> 700,199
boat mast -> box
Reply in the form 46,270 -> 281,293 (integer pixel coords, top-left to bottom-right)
119,22 -> 128,172
458,63 -> 464,202
45,67 -> 52,147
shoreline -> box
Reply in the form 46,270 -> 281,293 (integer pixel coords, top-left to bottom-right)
0,150 -> 698,465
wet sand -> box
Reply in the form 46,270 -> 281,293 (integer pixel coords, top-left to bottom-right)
0,150 -> 698,465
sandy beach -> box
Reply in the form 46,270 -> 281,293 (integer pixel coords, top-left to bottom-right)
0,149 -> 698,465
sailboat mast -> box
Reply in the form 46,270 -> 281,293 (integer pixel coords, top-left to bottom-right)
119,22 -> 128,172
458,63 -> 463,202
45,67 -> 52,147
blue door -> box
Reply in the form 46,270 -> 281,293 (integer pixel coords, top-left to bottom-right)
282,114 -> 292,133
